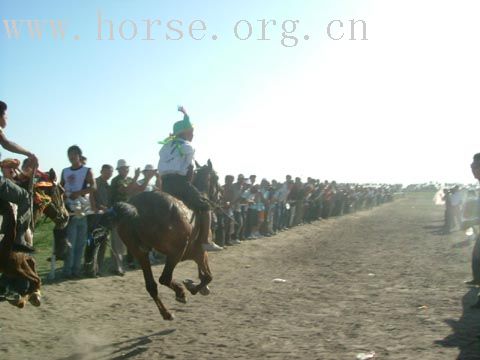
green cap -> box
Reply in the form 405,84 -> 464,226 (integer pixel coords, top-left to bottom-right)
173,115 -> 194,136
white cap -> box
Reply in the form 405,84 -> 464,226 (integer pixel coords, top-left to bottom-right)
116,159 -> 129,169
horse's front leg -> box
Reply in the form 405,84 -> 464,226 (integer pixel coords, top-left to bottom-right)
184,250 -> 212,295
136,252 -> 174,321
159,255 -> 187,304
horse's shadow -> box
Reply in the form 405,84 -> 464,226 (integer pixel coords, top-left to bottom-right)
436,287 -> 480,359
57,328 -> 176,360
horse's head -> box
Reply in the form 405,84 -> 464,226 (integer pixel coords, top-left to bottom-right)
193,159 -> 220,202
33,169 -> 69,229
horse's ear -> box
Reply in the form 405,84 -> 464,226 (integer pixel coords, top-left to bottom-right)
207,159 -> 213,170
49,168 -> 57,182
195,160 -> 201,169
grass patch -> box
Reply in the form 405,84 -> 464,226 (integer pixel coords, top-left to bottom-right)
31,220 -> 56,278
32,220 -> 118,281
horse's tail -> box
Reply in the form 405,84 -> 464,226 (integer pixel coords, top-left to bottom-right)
111,202 -> 139,224
98,202 -> 139,229
0,200 -> 17,253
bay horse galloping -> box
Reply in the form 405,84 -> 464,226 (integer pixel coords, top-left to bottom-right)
0,169 -> 69,308
103,161 -> 219,320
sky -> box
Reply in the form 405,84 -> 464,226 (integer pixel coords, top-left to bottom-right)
0,0 -> 479,185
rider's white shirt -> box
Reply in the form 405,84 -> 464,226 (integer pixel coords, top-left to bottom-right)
158,139 -> 195,176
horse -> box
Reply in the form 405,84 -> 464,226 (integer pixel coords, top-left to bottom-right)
193,159 -> 220,203
0,169 -> 69,308
102,161 -> 219,320
193,159 -> 224,244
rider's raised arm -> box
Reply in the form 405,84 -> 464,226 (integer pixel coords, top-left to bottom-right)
178,106 -> 191,124
178,106 -> 188,116
0,130 -> 37,165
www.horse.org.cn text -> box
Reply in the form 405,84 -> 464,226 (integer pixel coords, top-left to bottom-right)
2,12 -> 368,48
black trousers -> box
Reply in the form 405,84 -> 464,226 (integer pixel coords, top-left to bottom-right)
162,174 -> 210,211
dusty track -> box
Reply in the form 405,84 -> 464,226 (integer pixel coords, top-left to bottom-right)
1,194 -> 478,359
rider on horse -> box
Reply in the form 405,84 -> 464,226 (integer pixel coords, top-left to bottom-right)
0,101 -> 38,253
158,106 -> 223,252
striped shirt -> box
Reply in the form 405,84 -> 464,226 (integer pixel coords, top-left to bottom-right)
61,166 -> 90,212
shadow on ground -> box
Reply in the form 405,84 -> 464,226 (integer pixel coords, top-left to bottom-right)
58,329 -> 176,360
436,288 -> 480,359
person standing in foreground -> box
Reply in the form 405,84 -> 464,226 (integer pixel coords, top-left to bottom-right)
158,106 -> 223,252
61,145 -> 96,278
466,154 -> 480,286
0,101 -> 39,252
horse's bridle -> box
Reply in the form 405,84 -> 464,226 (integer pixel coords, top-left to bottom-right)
34,183 -> 69,229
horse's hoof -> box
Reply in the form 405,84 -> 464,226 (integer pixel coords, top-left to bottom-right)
10,299 -> 26,308
199,285 -> 211,296
17,300 -> 26,309
29,292 -> 41,307
163,312 -> 175,321
176,295 -> 187,304
183,279 -> 196,293
7,294 -> 24,308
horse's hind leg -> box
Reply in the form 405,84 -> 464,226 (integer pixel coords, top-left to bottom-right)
26,257 -> 42,306
5,258 -> 41,308
137,252 -> 174,321
159,255 -> 187,304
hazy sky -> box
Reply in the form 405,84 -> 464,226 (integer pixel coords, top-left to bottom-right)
1,0 -> 478,185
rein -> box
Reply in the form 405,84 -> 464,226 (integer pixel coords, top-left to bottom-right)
28,165 -> 38,232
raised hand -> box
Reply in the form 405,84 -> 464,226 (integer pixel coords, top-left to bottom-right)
177,105 -> 187,115
134,168 -> 141,178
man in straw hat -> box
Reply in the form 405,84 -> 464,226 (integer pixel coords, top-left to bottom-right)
110,159 -> 141,275
133,164 -> 161,193
158,106 -> 223,251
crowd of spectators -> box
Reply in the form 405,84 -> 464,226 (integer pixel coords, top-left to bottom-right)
0,145 -> 400,281
213,174 -> 399,247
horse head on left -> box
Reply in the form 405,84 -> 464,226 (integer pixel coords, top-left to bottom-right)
0,168 -> 69,308
193,159 -> 220,202
31,168 -> 69,230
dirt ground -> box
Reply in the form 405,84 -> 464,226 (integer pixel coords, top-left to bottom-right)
1,194 -> 479,360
